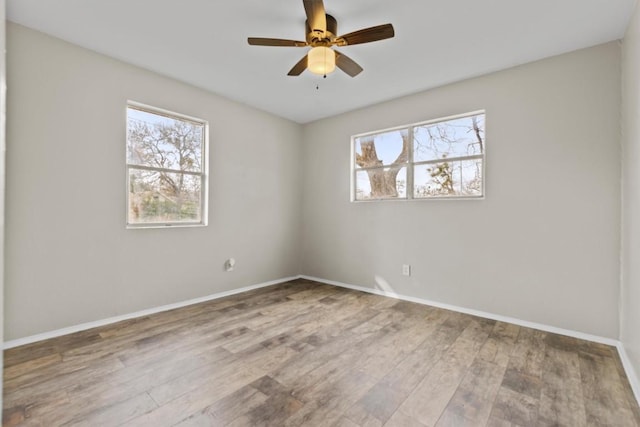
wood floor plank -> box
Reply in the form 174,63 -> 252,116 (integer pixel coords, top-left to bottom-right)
2,389 -> 69,427
283,370 -> 377,427
4,330 -> 103,368
537,346 -> 588,426
485,415 -> 521,427
477,322 -> 520,367
396,334 -> 486,426
60,392 -> 157,427
226,388 -> 304,427
3,280 -> 638,427
345,382 -> 405,426
3,354 -> 126,406
270,324 -> 381,388
578,351 -> 637,426
124,364 -> 267,426
507,327 -> 547,378
3,354 -> 62,381
384,410 -> 428,427
334,417 -> 364,427
355,314 -> 447,380
173,383 -> 269,426
377,312 -> 460,396
435,359 -> 507,427
488,387 -> 539,426
145,354 -> 262,407
50,348 -> 235,425
233,341 -> 301,374
612,350 -> 640,425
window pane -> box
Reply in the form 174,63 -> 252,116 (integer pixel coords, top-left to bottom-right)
413,114 -> 485,162
354,129 -> 408,168
414,159 -> 483,198
128,168 -> 202,223
355,167 -> 406,200
127,107 -> 203,172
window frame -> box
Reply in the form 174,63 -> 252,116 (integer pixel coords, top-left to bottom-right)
351,110 -> 486,202
126,101 -> 209,229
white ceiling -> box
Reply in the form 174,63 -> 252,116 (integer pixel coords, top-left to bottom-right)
7,0 -> 637,123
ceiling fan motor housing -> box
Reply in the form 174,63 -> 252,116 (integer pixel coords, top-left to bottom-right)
306,14 -> 338,45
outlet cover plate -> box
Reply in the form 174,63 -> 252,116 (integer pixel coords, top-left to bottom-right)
402,264 -> 411,276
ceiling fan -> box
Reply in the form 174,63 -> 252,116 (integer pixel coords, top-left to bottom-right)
247,0 -> 395,78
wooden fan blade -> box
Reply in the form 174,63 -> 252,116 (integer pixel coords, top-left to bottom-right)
335,24 -> 395,46
248,37 -> 307,47
335,51 -> 363,77
288,55 -> 308,76
304,0 -> 327,35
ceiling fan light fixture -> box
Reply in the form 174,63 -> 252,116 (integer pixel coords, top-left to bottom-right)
307,46 -> 336,75
248,0 -> 394,77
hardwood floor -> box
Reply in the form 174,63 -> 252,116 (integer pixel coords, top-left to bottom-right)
3,278 -> 640,426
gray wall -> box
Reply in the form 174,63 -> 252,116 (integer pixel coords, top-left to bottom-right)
5,23 -> 303,340
622,0 -> 640,393
301,43 -> 622,339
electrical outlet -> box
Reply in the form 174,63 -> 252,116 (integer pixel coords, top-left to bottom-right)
402,264 -> 411,276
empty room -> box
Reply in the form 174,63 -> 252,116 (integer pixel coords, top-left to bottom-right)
2,0 -> 640,426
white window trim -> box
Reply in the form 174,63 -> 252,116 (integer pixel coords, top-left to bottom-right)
126,101 -> 209,229
351,110 -> 486,202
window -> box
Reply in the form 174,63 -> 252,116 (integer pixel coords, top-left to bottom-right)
126,102 -> 208,227
352,111 -> 485,201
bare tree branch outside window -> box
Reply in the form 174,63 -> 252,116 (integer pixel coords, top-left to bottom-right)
126,105 -> 207,226
353,112 -> 484,200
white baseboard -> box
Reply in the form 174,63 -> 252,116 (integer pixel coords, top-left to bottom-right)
3,276 -> 299,350
617,342 -> 640,406
7,274 -> 618,349
300,275 -> 619,346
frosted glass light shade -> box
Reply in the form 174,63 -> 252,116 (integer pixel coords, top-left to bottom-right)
307,46 -> 336,75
